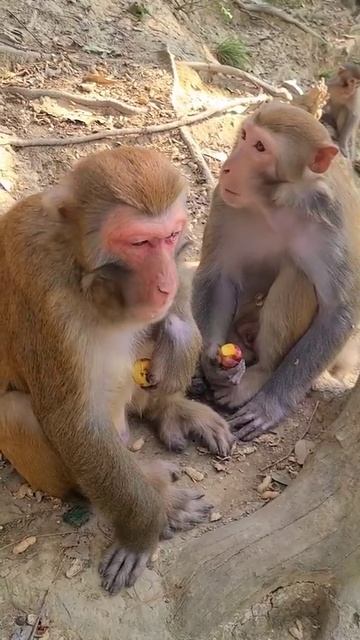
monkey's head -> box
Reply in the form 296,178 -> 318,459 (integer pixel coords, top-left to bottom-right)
218,102 -> 338,208
47,147 -> 188,324
327,64 -> 360,101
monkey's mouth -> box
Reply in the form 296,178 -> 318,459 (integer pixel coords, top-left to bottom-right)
224,188 -> 240,197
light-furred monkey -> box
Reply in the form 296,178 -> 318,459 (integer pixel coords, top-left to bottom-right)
0,147 -> 232,594
192,102 -> 360,441
321,63 -> 360,161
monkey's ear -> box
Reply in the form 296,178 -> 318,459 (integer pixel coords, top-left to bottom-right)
42,183 -> 73,219
309,145 -> 339,174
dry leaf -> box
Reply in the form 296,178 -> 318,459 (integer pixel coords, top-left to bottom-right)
261,490 -> 280,500
13,536 -> 37,554
238,445 -> 257,456
271,471 -> 291,486
210,511 -> 222,522
15,483 -> 32,499
130,437 -> 145,452
184,466 -> 204,482
83,73 -> 116,85
212,461 -> 226,473
294,439 -> 314,466
257,475 -> 272,493
66,558 -> 85,578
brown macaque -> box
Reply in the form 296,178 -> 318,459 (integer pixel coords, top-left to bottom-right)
0,147 -> 232,594
192,102 -> 360,441
321,63 -> 360,160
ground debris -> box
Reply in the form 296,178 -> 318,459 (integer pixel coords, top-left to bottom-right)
184,466 -> 205,482
13,536 -> 37,554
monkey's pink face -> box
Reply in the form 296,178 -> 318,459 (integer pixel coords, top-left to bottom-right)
102,200 -> 187,323
219,119 -> 278,208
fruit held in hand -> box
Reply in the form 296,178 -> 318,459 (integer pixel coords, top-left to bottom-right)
132,358 -> 152,387
218,343 -> 243,369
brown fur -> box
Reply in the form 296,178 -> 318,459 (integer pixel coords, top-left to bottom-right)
0,147 -> 215,593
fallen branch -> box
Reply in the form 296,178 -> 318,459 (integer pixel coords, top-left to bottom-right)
166,46 -> 216,190
234,0 -> 326,42
177,60 -> 291,99
0,44 -> 41,60
0,85 -> 145,116
2,94 -> 267,149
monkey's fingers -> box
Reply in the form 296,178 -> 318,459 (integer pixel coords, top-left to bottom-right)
166,487 -> 213,533
229,393 -> 284,440
99,544 -> 149,594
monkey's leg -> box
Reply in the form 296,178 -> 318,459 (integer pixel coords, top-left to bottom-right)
214,265 -> 317,408
0,391 -> 74,498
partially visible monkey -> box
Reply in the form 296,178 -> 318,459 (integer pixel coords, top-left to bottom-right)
321,63 -> 360,161
0,147 -> 232,594
192,102 -> 360,441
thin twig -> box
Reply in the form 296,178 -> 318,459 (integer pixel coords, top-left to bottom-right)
260,400 -> 320,472
1,85 -> 145,116
177,60 -> 291,99
0,43 -> 41,59
234,0 -> 326,42
166,46 -> 216,189
0,531 -> 73,553
7,10 -> 44,48
28,554 -> 64,640
1,95 -> 267,149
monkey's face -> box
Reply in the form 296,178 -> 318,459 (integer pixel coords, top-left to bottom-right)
219,118 -> 278,208
102,200 -> 187,324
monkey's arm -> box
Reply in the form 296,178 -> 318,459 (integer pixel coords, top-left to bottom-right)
148,263 -> 202,394
230,226 -> 353,439
337,111 -> 358,159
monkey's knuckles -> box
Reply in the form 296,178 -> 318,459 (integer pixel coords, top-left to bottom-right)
165,487 -> 213,532
99,545 -> 149,594
229,393 -> 285,440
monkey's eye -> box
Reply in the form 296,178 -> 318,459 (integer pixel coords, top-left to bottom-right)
131,240 -> 149,246
241,129 -> 246,140
255,141 -> 265,152
166,231 -> 181,243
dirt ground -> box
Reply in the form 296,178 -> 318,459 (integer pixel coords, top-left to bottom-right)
0,1 -> 359,639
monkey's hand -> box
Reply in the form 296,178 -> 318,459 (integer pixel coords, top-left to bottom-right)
228,389 -> 287,441
147,314 -> 200,395
142,460 -> 214,539
99,545 -> 150,595
201,345 -> 246,390
213,365 -> 268,409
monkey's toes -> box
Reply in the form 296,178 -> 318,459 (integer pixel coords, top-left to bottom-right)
99,544 -> 148,594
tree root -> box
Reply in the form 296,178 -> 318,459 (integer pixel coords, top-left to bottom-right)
177,60 -> 292,99
166,46 -> 216,190
0,85 -> 145,116
1,95 -> 267,149
234,0 -> 326,42
168,381 -> 360,639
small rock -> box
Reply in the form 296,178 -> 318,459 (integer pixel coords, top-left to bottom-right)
130,437 -> 145,452
15,484 -> 32,499
238,444 -> 257,456
289,618 -> 303,639
184,466 -> 204,482
294,439 -> 314,466
13,536 -> 37,555
210,511 -> 222,522
212,461 -> 226,473
35,491 -> 43,503
65,558 -> 85,578
27,614 -> 37,626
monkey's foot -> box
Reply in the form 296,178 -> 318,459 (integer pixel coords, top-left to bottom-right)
156,397 -> 234,456
213,365 -> 269,409
99,544 -> 149,594
161,486 -> 214,539
228,390 -> 286,440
